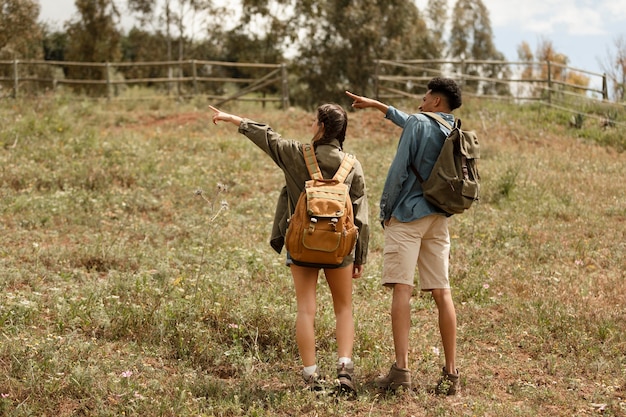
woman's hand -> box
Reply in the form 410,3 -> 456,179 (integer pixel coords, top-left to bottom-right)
209,105 -> 243,126
352,264 -> 364,279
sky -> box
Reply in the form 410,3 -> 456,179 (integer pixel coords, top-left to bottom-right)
40,0 -> 626,78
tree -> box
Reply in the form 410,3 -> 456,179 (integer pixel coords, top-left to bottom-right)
290,0 -> 436,108
64,0 -> 122,93
119,27 -> 170,84
449,0 -> 508,95
0,0 -> 41,58
536,38 -> 589,95
127,0 -> 216,62
425,0 -> 448,58
535,38 -> 568,81
516,41 -> 533,77
42,28 -> 68,61
517,38 -> 589,99
600,35 -> 626,102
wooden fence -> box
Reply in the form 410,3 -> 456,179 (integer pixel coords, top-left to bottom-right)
0,59 -> 290,108
2,58 -> 624,126
374,58 -> 608,100
372,58 -> 626,127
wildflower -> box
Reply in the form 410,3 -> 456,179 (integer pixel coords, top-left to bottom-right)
228,323 -> 239,329
1,393 -> 9,398
217,183 -> 228,192
432,346 -> 440,356
575,259 -> 583,266
121,370 -> 133,378
483,283 -> 490,290
220,200 -> 229,210
195,189 -> 203,196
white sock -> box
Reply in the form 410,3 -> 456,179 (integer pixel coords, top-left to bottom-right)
338,357 -> 353,366
303,364 -> 318,377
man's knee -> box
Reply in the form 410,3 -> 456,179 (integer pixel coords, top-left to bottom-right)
392,283 -> 414,298
431,288 -> 452,305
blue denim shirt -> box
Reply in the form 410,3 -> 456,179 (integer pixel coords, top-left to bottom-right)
379,106 -> 454,223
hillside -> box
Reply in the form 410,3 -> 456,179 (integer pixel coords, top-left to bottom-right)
0,95 -> 624,416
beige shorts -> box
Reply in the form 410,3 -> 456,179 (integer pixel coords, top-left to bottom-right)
381,215 -> 450,290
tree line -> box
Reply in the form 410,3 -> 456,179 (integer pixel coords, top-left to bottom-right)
1,0 -> 625,106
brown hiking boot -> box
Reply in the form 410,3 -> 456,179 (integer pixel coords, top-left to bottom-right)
336,362 -> 357,397
435,367 -> 460,395
376,363 -> 411,391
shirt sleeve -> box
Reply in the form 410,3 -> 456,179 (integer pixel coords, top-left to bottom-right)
237,119 -> 301,170
385,106 -> 411,128
349,160 -> 369,265
379,115 -> 423,221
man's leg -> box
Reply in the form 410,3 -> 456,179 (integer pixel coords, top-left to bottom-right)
391,283 -> 413,369
376,282 -> 413,390
378,217 -> 421,390
432,287 -> 457,374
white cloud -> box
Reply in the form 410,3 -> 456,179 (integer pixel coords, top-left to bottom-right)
482,0 -> 623,36
412,0 -> 626,74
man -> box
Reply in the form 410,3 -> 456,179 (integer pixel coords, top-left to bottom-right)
345,77 -> 462,395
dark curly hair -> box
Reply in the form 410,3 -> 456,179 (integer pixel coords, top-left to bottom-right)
427,77 -> 463,111
314,103 -> 348,149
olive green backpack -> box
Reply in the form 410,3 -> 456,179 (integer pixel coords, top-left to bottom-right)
411,112 -> 480,214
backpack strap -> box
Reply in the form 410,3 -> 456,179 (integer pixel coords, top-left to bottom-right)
303,143 -> 356,183
333,154 -> 356,183
421,112 -> 471,182
410,112 -> 453,184
422,111 -> 454,130
302,143 -> 323,180
410,151 -> 427,183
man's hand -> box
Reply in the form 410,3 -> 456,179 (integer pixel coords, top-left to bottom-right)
345,91 -> 389,114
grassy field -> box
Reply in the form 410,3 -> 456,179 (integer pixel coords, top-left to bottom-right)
1,93 -> 625,416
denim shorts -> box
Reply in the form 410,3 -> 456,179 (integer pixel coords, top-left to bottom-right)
285,251 -> 354,269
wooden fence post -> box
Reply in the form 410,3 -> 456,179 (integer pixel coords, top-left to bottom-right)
177,60 -> 183,98
546,60 -> 552,104
281,63 -> 289,109
460,58 -> 466,89
374,60 -> 380,100
12,59 -> 19,98
106,62 -> 111,100
602,73 -> 608,100
192,60 -> 198,96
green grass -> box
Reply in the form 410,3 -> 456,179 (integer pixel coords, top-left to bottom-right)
1,94 -> 625,416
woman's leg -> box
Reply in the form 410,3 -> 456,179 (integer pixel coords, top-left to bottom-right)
324,265 -> 355,359
290,264 -> 320,367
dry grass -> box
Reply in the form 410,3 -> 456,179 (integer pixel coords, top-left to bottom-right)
0,94 -> 625,416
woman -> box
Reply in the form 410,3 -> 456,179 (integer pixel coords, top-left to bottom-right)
209,103 -> 369,396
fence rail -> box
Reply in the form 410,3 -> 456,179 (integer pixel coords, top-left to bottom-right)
373,59 -> 609,100
0,59 -> 290,108
373,58 -> 626,127
2,58 -> 625,126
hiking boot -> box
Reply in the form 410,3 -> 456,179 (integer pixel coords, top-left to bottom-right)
375,363 -> 411,391
435,367 -> 460,396
336,362 -> 357,397
302,369 -> 325,392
